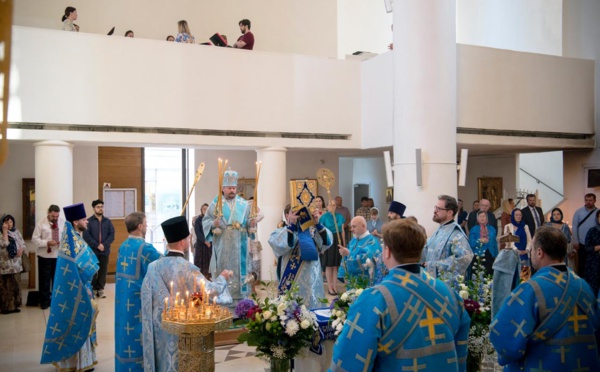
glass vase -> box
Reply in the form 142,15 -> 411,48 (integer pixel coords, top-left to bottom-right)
270,358 -> 291,372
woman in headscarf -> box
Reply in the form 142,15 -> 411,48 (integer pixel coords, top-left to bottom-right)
506,209 -> 532,281
468,211 -> 498,277
367,207 -> 384,242
584,210 -> 600,295
545,207 -> 573,268
0,215 -> 24,314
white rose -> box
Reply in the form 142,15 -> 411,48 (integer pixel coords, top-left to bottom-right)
355,289 -> 364,296
336,323 -> 343,331
459,290 -> 469,300
270,315 -> 277,322
263,310 -> 272,320
341,293 -> 348,301
300,319 -> 310,329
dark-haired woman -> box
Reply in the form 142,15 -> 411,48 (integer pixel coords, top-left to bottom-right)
61,6 -> 78,32
545,207 -> 573,267
0,215 -> 24,314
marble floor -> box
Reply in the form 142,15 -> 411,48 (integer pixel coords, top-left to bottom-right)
0,280 -> 341,372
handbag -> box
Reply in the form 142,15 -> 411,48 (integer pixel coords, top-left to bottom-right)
21,253 -> 31,273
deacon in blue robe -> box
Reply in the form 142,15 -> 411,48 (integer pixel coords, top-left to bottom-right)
490,227 -> 600,371
203,169 -> 255,303
142,216 -> 231,372
338,216 -> 382,286
115,212 -> 162,372
41,203 -> 99,372
421,199 -> 473,279
269,205 -> 333,309
330,219 -> 470,372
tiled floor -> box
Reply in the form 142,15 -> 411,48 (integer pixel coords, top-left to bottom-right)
0,279 -> 341,372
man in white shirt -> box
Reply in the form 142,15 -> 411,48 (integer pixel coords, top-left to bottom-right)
31,204 -> 63,309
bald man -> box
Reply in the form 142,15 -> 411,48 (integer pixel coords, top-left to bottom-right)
467,198 -> 497,232
338,216 -> 383,286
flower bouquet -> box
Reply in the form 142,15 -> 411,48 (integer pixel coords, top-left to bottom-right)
454,255 -> 494,371
235,284 -> 318,369
329,287 -> 364,336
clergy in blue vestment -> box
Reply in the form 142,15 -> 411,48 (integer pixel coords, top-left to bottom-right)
41,203 -> 99,372
115,212 -> 162,372
330,219 -> 471,372
203,169 -> 256,303
338,216 -> 382,286
421,195 -> 473,278
269,204 -> 333,309
142,216 -> 232,372
490,226 -> 600,371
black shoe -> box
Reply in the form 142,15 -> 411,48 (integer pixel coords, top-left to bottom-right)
1,310 -> 10,314
12,308 -> 21,313
40,304 -> 48,310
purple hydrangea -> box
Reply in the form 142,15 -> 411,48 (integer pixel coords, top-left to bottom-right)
235,299 -> 256,318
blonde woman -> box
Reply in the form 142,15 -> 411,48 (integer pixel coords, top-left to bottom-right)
175,20 -> 195,44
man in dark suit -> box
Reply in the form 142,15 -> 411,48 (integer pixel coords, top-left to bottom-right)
467,198 -> 497,233
521,194 -> 544,236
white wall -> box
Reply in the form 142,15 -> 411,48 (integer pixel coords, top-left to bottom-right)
361,52 -> 393,149
457,0 -> 563,56
517,152 -> 564,214
351,157 -> 387,213
458,44 -> 594,134
0,142 -> 35,234
14,0 -> 339,59
337,0 -> 393,59
9,26 -> 361,148
73,145 -> 99,208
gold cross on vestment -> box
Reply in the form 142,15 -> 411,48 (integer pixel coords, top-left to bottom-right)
549,271 -> 566,286
568,307 -> 588,334
419,308 -> 444,345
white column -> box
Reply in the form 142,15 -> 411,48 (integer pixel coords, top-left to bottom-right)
34,141 -> 73,223
256,147 -> 287,282
392,0 -> 457,234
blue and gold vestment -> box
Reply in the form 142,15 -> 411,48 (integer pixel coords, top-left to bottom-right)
490,265 -> 600,371
338,232 -> 382,284
115,236 -> 162,372
269,224 -> 332,309
203,195 -> 252,302
330,265 -> 470,372
41,222 -> 99,371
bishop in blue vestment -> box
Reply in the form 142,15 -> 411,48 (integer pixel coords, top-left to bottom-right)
338,216 -> 382,286
115,212 -> 162,372
330,219 -> 470,372
490,226 -> 600,371
41,203 -> 99,372
142,216 -> 232,372
203,169 -> 255,303
269,204 -> 332,309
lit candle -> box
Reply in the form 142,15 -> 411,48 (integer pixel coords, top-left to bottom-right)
186,290 -> 189,306
170,281 -> 174,306
175,292 -> 180,305
206,309 -> 212,318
